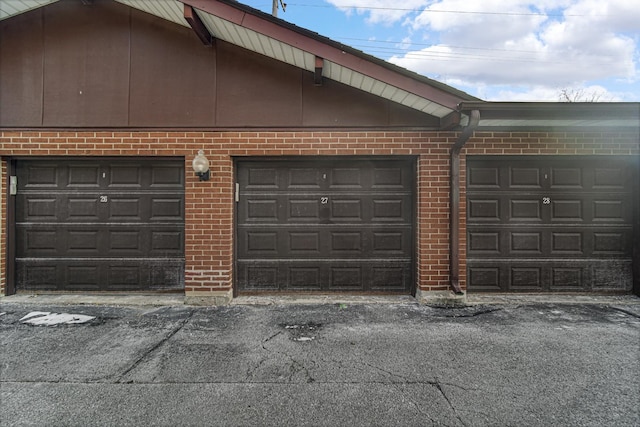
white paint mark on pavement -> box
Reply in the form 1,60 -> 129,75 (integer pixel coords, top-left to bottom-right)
20,312 -> 96,326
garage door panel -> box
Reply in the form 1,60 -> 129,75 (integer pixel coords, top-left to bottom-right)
550,167 -> 583,188
551,232 -> 583,254
67,196 -> 101,220
511,232 -> 543,254
330,199 -> 362,221
18,229 -> 59,254
592,231 -> 631,254
372,167 -> 407,188
468,266 -> 503,291
469,231 -> 501,253
245,198 -> 280,222
150,197 -> 184,220
551,199 -> 583,221
108,197 -> 142,219
150,230 -> 184,255
510,167 -> 543,188
593,167 -> 626,188
21,164 -> 59,188
246,168 -> 279,189
510,199 -> 542,221
237,158 -> 415,294
20,196 -> 58,220
109,165 -> 142,187
593,262 -> 632,290
329,168 -> 362,188
593,199 -> 628,222
468,198 -> 501,221
468,166 -> 500,188
68,265 -> 102,290
289,168 -> 324,188
510,267 -> 544,291
16,159 -> 185,292
288,267 -> 322,290
67,164 -> 101,188
150,165 -> 184,187
331,231 -> 361,253
16,262 -> 61,291
467,156 -> 636,293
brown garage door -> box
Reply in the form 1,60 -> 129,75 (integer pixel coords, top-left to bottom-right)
15,158 -> 185,291
467,156 -> 637,292
236,157 -> 415,294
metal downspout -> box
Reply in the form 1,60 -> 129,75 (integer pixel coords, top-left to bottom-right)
450,109 -> 480,294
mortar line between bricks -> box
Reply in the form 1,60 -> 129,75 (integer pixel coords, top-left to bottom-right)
113,309 -> 194,383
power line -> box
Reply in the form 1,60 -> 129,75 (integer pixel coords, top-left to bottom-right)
285,3 -> 604,17
336,37 -> 544,54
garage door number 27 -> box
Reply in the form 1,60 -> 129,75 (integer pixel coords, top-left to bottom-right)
321,197 -> 329,204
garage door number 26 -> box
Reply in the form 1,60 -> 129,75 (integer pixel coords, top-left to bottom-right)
321,197 -> 329,204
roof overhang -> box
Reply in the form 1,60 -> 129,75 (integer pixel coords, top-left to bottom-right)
458,102 -> 640,130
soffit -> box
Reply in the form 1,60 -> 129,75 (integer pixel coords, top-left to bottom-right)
0,0 -> 57,20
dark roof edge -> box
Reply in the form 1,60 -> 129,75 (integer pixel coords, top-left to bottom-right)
207,0 -> 480,102
458,101 -> 640,120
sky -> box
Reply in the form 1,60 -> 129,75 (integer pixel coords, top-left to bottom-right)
239,0 -> 640,102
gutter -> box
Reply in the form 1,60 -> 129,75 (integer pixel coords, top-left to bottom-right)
449,109 -> 480,294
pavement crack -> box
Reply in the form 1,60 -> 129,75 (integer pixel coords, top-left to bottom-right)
259,330 -> 315,383
261,330 -> 283,350
358,361 -> 411,382
609,306 -> 640,319
431,378 -> 467,427
114,309 -> 194,383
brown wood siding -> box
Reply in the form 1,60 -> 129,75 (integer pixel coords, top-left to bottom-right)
216,41 -> 303,127
129,8 -> 217,127
42,1 -> 131,127
0,10 -> 44,126
0,1 -> 439,129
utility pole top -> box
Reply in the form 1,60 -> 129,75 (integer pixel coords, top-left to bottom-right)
272,0 -> 286,17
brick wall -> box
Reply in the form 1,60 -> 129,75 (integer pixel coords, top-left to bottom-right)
1,129 -> 638,296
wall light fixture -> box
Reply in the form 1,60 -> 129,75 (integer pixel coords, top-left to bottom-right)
192,150 -> 210,181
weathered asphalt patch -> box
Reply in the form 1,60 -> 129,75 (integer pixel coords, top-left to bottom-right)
282,322 -> 322,342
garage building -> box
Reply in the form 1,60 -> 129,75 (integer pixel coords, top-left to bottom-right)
1,0 -> 638,303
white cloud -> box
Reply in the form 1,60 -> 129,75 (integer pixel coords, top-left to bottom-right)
328,0 -> 640,100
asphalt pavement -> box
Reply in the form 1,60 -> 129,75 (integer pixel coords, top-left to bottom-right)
1,296 -> 639,426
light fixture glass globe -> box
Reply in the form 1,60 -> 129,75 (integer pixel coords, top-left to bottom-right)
192,150 -> 209,173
